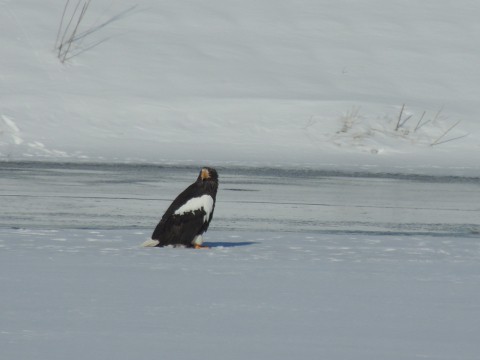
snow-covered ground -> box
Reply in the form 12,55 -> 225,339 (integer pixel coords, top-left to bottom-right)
2,227 -> 479,360
1,0 -> 480,173
1,163 -> 480,359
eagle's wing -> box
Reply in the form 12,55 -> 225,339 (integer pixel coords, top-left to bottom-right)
155,209 -> 206,247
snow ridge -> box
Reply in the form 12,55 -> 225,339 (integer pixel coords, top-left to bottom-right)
1,115 -> 23,145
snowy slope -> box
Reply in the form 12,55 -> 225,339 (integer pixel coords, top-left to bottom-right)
1,0 -> 480,172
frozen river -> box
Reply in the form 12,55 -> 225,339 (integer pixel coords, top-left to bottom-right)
1,161 -> 480,236
1,161 -> 480,360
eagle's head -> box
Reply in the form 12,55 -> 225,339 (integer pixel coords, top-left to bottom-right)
198,167 -> 219,183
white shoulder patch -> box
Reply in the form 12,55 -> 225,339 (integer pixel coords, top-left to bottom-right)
174,194 -> 214,222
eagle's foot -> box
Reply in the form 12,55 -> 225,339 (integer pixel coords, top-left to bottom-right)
194,244 -> 210,249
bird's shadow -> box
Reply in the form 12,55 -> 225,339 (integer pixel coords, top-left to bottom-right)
204,241 -> 257,248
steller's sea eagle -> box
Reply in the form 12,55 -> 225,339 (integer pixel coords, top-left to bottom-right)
142,167 -> 219,248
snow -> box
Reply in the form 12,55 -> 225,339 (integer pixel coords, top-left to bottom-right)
1,227 -> 479,360
1,0 -> 480,358
1,0 -> 479,173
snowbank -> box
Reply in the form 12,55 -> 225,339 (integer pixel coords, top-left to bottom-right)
1,0 -> 479,174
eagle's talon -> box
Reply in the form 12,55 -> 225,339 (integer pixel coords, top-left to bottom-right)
194,244 -> 210,249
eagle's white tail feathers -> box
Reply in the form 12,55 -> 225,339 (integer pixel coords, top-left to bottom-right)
141,239 -> 160,247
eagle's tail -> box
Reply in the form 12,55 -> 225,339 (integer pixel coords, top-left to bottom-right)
141,239 -> 160,247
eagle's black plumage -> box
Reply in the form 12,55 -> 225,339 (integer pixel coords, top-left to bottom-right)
148,167 -> 218,248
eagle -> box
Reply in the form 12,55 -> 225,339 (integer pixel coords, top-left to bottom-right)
142,167 -> 219,248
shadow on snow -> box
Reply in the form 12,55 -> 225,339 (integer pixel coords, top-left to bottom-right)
205,241 -> 257,248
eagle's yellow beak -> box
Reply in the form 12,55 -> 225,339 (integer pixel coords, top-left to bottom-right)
200,168 -> 210,180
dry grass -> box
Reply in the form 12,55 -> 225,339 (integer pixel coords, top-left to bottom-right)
54,1 -> 138,63
55,0 -> 91,63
